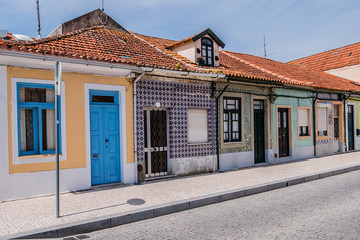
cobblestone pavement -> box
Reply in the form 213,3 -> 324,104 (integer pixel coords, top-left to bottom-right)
70,170 -> 360,240
1,152 -> 360,237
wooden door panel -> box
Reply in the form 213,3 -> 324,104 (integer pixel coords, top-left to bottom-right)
254,100 -> 265,163
278,108 -> 289,157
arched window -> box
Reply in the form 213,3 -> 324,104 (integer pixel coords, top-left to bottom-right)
201,37 -> 214,66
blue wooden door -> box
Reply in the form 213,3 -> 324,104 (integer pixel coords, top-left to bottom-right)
90,90 -> 120,185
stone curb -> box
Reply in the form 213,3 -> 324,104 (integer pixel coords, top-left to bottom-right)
5,164 -> 360,240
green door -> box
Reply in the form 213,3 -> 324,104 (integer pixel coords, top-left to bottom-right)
254,100 -> 265,163
348,105 -> 355,151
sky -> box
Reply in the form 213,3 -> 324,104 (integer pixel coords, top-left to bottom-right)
0,0 -> 359,62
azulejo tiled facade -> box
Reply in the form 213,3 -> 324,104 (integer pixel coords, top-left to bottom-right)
136,78 -> 217,176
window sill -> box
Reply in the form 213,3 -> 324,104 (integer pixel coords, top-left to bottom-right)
19,154 -> 63,159
298,135 -> 312,140
317,136 -> 329,141
220,141 -> 245,149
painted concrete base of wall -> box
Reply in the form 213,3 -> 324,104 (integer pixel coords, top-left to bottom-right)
356,136 -> 360,150
0,167 -> 90,202
219,151 -> 254,171
317,142 -> 342,156
0,162 -> 137,202
271,146 -> 314,164
171,155 -> 217,176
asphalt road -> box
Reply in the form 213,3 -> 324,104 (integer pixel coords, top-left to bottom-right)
64,170 -> 360,240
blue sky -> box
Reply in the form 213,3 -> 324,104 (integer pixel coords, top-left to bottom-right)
0,0 -> 359,62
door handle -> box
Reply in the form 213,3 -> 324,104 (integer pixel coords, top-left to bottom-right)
92,155 -> 99,158
150,147 -> 160,152
105,139 -> 109,143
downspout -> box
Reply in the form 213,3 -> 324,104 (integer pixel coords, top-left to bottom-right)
343,94 -> 351,152
312,93 -> 318,157
133,70 -> 146,183
216,79 -> 230,171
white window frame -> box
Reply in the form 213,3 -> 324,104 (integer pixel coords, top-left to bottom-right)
187,108 -> 208,144
298,106 -> 312,139
316,104 -> 329,140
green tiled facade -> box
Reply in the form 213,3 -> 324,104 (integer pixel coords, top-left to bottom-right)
273,88 -> 314,148
218,85 -> 271,154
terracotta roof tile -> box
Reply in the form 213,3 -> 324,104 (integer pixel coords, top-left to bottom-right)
222,50 -> 360,92
0,26 -> 188,71
1,26 -> 360,93
288,42 -> 360,71
166,34 -> 197,49
132,32 -> 219,73
133,33 -> 357,91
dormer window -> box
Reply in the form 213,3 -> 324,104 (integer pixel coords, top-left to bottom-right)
201,37 -> 214,66
167,28 -> 225,67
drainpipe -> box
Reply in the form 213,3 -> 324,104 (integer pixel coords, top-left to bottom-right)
312,93 -> 318,157
216,79 -> 230,171
343,94 -> 351,152
133,70 -> 146,183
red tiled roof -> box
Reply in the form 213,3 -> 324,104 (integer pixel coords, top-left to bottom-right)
134,32 -> 360,92
222,50 -> 360,92
1,26 -> 360,93
288,42 -> 360,71
0,26 -> 188,71
166,34 -> 196,49
132,32 -> 210,71
6,32 -> 16,41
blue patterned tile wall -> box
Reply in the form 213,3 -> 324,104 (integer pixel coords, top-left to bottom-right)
136,79 -> 217,163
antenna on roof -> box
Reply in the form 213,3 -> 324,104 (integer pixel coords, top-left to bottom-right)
36,0 -> 41,38
102,0 -> 104,11
263,34 -> 267,59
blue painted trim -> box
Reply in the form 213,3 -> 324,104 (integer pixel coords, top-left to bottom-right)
118,91 -> 123,182
90,89 -> 119,105
19,102 -> 55,108
17,82 -> 62,156
18,82 -> 54,89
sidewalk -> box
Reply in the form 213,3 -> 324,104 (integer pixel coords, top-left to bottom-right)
2,152 -> 360,239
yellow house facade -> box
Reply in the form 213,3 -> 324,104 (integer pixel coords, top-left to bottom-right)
0,54 -> 138,201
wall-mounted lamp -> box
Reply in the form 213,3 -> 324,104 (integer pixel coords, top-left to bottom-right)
196,48 -> 201,53
215,56 -> 219,61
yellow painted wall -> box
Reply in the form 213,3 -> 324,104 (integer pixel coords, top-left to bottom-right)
7,67 -> 134,174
